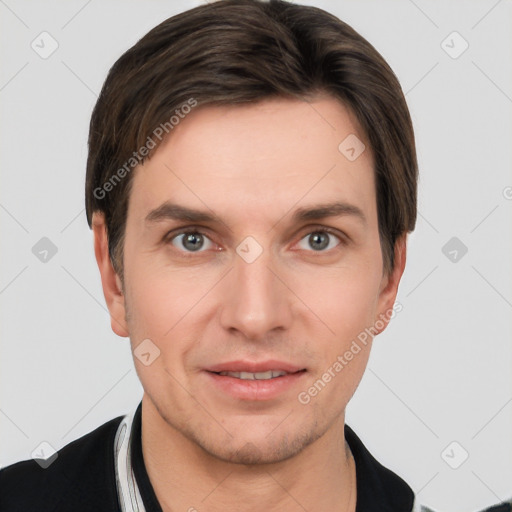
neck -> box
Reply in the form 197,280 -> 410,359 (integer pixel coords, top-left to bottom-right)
141,395 -> 356,512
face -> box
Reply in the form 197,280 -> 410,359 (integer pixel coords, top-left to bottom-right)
95,95 -> 405,465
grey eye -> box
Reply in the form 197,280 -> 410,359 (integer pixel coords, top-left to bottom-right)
297,231 -> 341,252
171,232 -> 213,252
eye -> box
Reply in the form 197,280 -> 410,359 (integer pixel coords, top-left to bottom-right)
296,229 -> 343,252
170,231 -> 214,253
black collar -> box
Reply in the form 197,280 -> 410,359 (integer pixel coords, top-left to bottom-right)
130,402 -> 414,511
130,402 -> 163,511
344,424 -> 415,511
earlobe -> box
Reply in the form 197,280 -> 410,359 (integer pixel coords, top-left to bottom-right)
374,234 -> 407,335
92,212 -> 129,337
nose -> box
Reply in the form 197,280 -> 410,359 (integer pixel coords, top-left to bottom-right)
219,245 -> 293,341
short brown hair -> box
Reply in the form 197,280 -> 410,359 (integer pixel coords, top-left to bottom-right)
85,0 -> 418,277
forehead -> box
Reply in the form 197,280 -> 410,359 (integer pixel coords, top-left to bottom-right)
129,96 -> 376,227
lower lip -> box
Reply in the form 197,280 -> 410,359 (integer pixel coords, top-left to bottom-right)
204,371 -> 307,401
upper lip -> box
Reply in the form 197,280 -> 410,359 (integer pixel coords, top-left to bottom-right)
205,360 -> 305,374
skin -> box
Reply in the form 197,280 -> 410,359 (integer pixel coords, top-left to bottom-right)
93,95 -> 407,512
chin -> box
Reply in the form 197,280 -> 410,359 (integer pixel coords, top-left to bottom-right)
191,424 -> 323,466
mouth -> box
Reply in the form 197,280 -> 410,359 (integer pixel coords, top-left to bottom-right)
204,361 -> 307,401
216,370 -> 290,380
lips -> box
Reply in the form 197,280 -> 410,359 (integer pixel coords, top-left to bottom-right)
205,360 -> 305,374
218,370 -> 287,380
203,360 -> 307,400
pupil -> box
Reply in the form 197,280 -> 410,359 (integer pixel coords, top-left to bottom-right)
310,232 -> 328,251
183,233 -> 203,251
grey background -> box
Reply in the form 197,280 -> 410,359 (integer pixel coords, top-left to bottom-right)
1,1 -> 511,511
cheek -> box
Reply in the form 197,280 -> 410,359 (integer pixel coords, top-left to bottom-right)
294,265 -> 381,340
300,275 -> 378,407
123,257 -> 220,357
124,243 -> 186,327
123,268 -> 195,390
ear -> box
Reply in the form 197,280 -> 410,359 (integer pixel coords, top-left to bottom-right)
374,233 -> 407,335
92,212 -> 129,337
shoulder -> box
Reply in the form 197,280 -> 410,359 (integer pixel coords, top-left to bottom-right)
0,414 -> 124,512
419,500 -> 512,512
344,426 -> 512,512
344,424 -> 416,512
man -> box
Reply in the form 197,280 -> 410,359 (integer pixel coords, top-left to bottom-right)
0,0 -> 481,510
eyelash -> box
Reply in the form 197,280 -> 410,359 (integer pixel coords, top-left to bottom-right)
163,226 -> 347,256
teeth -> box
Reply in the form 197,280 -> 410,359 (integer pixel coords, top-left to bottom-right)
218,370 -> 287,380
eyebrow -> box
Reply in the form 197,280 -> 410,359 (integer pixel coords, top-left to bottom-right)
145,200 -> 366,227
291,202 -> 366,225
